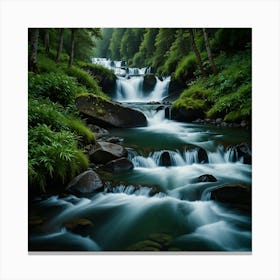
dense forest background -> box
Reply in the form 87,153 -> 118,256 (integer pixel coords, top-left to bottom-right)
28,28 -> 251,193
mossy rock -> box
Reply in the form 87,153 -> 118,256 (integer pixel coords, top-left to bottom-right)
76,94 -> 147,128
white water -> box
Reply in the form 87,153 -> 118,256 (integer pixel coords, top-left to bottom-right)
29,61 -> 251,252
115,76 -> 170,102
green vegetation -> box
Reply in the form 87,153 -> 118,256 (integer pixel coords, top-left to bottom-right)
28,28 -> 110,193
29,72 -> 78,108
172,85 -> 211,116
28,124 -> 88,193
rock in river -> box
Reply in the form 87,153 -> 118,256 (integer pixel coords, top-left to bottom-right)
66,170 -> 103,194
89,141 -> 128,164
76,94 -> 147,128
102,157 -> 134,173
210,183 -> 251,212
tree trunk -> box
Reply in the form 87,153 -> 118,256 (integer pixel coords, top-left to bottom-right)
44,28 -> 50,54
188,28 -> 206,77
68,28 -> 75,67
203,28 -> 218,76
56,28 -> 64,62
29,28 -> 39,73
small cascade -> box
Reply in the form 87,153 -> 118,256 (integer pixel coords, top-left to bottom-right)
129,146 -> 244,168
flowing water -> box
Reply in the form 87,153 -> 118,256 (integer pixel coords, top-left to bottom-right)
29,60 -> 252,252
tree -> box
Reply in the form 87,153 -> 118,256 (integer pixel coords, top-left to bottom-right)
68,28 -> 75,67
152,28 -> 176,71
29,28 -> 39,73
203,28 -> 218,75
44,29 -> 50,54
160,28 -> 191,75
132,28 -> 159,67
108,28 -> 126,60
56,28 -> 64,62
94,28 -> 114,58
188,28 -> 206,77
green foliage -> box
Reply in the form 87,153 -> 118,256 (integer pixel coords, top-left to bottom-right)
172,85 -> 211,113
174,53 -> 197,84
152,28 -> 176,71
93,28 -> 114,57
132,28 -> 159,67
37,54 -> 61,73
28,124 -> 89,192
28,97 -> 95,143
78,62 -> 116,93
207,84 -> 251,121
160,29 -> 191,75
211,28 -> 251,53
108,28 -> 126,60
64,66 -> 102,95
28,72 -> 78,107
120,28 -> 145,64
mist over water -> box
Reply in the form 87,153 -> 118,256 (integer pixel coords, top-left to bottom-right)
29,59 -> 251,252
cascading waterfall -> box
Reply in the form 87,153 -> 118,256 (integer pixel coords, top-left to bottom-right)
115,76 -> 171,102
29,57 -> 251,252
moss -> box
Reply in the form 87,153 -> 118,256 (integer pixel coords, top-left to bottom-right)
172,85 -> 211,113
174,53 -> 197,84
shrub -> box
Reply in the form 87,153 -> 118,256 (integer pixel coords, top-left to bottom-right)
28,72 -> 78,108
28,124 -> 89,192
37,54 -> 62,73
172,85 -> 211,113
64,66 -> 104,96
28,97 -> 95,143
207,83 -> 251,121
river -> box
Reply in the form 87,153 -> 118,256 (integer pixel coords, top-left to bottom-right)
29,59 -> 252,252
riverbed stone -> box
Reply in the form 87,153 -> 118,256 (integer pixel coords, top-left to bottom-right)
196,174 -> 217,182
235,143 -> 251,164
197,148 -> 208,163
101,157 -> 134,173
210,183 -> 251,211
89,141 -> 128,164
76,94 -> 147,128
160,151 -> 172,167
66,170 -> 103,194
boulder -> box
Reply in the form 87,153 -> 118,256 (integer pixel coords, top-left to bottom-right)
160,151 -> 172,167
164,106 -> 171,119
171,107 -> 202,122
210,183 -> 251,211
89,141 -> 128,164
197,148 -> 208,163
196,174 -> 217,182
143,74 -> 157,92
106,136 -> 124,144
76,95 -> 147,128
87,124 -> 109,135
66,170 -> 103,194
235,143 -> 251,164
102,157 -> 134,173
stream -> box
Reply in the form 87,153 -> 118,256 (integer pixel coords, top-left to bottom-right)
29,59 -> 252,252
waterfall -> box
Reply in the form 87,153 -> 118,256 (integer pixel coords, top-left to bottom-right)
115,76 -> 170,102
